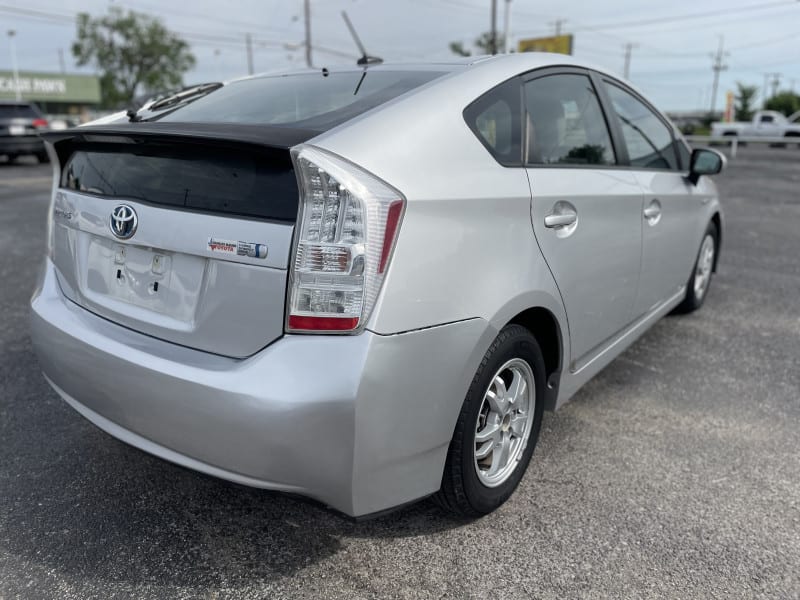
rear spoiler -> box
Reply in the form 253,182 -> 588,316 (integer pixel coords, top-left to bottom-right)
40,121 -> 319,149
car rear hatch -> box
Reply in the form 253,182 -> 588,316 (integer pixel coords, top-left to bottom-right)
0,103 -> 42,137
44,122 -> 316,357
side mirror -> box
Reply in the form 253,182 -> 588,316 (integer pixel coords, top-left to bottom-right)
688,148 -> 726,185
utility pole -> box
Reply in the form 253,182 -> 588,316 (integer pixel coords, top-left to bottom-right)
245,33 -> 254,75
709,35 -> 729,115
489,0 -> 497,55
549,18 -> 567,36
304,0 -> 312,68
502,0 -> 511,53
57,48 -> 66,74
7,30 -> 20,101
770,72 -> 781,97
762,72 -> 781,105
622,43 -> 638,79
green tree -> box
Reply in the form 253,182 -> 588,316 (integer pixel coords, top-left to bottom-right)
733,82 -> 758,122
764,91 -> 800,117
448,32 -> 506,57
72,7 -> 195,108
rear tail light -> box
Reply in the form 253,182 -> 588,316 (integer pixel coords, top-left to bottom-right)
32,118 -> 49,128
287,145 -> 405,333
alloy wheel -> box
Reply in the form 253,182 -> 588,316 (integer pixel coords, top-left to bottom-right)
473,358 -> 536,488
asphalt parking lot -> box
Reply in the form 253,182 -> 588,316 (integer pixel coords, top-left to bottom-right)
1,147 -> 798,599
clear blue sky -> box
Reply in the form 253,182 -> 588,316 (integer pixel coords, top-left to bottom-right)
1,0 -> 798,111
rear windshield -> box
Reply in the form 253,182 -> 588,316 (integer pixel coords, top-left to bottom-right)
156,70 -> 447,130
0,104 -> 40,118
61,145 -> 297,221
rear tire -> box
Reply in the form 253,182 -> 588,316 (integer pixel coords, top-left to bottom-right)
674,221 -> 718,314
35,152 -> 49,164
434,324 -> 545,517
785,133 -> 800,149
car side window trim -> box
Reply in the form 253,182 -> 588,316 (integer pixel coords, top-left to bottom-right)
520,66 -> 624,170
598,76 -> 684,172
588,71 -> 630,167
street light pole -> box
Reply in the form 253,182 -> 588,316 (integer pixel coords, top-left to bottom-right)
7,29 -> 21,101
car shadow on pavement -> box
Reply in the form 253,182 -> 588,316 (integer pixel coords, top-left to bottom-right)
2,372 -> 469,590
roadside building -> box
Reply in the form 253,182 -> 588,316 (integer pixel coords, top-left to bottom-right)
0,70 -> 101,121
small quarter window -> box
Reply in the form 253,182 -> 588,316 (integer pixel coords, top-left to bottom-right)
464,77 -> 522,166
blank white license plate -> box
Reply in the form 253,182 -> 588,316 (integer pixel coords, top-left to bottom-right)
8,125 -> 25,136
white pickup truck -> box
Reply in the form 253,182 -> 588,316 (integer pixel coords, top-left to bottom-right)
711,110 -> 800,140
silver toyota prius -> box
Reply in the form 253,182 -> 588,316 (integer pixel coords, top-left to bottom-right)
30,53 -> 725,518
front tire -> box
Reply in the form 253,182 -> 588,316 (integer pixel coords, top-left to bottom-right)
674,221 -> 718,314
434,324 -> 545,517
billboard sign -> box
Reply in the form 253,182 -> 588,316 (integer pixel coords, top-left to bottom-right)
0,71 -> 101,104
517,34 -> 573,55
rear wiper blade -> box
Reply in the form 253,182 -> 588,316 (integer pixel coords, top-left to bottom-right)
147,82 -> 223,112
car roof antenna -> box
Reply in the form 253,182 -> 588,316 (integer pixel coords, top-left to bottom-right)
341,11 -> 383,66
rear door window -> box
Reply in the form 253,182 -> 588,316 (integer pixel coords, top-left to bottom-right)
523,74 -> 616,166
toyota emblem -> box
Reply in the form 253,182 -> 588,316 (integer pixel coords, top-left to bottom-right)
110,204 -> 138,240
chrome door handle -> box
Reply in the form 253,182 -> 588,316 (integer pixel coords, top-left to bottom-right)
643,205 -> 661,219
544,210 -> 578,228
643,199 -> 662,225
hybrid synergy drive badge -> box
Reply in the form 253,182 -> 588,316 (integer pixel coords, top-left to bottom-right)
207,237 -> 268,259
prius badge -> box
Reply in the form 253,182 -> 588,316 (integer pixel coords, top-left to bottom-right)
110,204 -> 138,240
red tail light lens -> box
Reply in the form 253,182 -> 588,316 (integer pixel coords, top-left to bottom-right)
379,200 -> 404,274
287,146 -> 405,333
32,118 -> 49,128
287,315 -> 360,331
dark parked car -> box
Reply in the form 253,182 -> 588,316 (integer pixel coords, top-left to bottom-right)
0,101 -> 49,163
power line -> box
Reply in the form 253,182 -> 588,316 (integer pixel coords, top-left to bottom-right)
112,0 -> 295,35
0,3 -> 359,74
728,33 -> 797,51
0,5 -> 302,54
569,0 -> 796,33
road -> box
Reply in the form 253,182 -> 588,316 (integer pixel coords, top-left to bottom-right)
1,148 -> 798,599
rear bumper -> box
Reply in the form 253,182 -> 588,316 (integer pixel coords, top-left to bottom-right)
30,259 -> 493,516
0,135 -> 44,155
